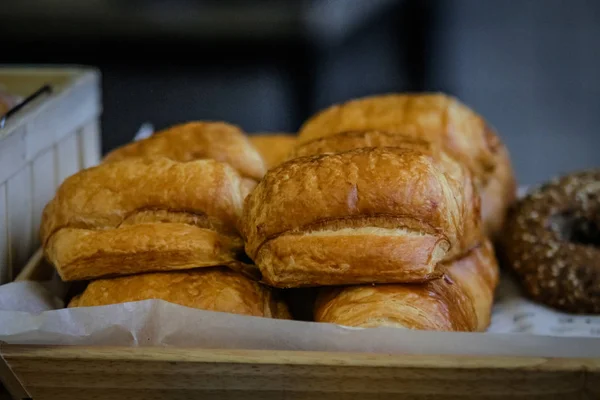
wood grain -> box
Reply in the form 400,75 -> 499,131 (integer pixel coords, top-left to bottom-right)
9,388 -> 589,400
0,346 -> 30,400
0,385 -> 12,400
1,345 -> 598,400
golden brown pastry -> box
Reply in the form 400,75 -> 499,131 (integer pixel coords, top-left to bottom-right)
41,157 -> 250,281
288,129 -> 429,160
314,239 -> 499,331
242,147 -> 481,288
297,93 -> 516,238
103,121 -> 266,181
249,133 -> 296,169
68,267 -> 291,319
481,144 -> 516,238
287,130 -> 482,254
502,169 -> 600,314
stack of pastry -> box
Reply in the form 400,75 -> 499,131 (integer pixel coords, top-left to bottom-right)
40,93 -> 515,333
40,121 -> 290,319
242,93 -> 514,331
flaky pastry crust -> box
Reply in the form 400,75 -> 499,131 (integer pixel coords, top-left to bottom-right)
287,130 -> 482,253
249,133 -> 296,169
297,93 -> 516,238
41,157 -> 249,281
314,239 -> 499,331
68,267 -> 291,319
104,121 -> 266,181
242,147 -> 478,287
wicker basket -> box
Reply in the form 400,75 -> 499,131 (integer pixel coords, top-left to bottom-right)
0,66 -> 102,284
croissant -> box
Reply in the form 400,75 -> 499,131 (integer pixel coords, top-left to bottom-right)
249,133 -> 296,169
297,93 -> 516,238
41,157 -> 250,281
314,239 -> 499,331
103,121 -> 266,182
287,130 -> 482,254
242,147 -> 480,287
69,267 -> 291,319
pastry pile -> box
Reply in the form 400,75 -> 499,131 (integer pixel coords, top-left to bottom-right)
41,93 -> 516,331
41,121 -> 289,319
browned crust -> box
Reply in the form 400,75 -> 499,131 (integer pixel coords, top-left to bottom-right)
46,224 -> 243,281
296,93 -> 516,238
502,169 -> 600,314
256,232 -> 447,288
481,142 -> 517,238
41,157 -> 246,245
314,238 -> 499,332
285,130 -> 482,253
104,121 -> 266,180
249,133 -> 297,169
41,157 -> 248,281
448,239 -> 500,330
242,147 -> 478,286
288,130 -> 433,160
68,267 -> 291,319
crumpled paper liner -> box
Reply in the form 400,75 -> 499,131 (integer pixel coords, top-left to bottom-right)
0,276 -> 599,358
1,130 -> 598,357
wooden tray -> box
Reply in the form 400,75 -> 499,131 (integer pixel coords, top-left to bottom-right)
1,253 -> 599,399
1,345 -> 598,400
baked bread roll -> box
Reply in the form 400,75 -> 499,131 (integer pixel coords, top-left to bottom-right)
287,130 -> 482,253
242,147 -> 480,287
288,130 -> 430,160
104,121 -> 266,181
314,239 -> 499,331
297,93 -> 516,238
41,157 -> 249,281
249,133 -> 296,169
502,169 -> 600,314
68,267 -> 291,319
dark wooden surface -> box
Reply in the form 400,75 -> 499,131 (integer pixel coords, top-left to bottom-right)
0,384 -> 13,400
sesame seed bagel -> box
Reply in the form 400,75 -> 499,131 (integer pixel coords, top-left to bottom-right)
502,169 -> 600,314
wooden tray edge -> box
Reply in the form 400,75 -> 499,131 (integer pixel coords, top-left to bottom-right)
1,344 -> 598,371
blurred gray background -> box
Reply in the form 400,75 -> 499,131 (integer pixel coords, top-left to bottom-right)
1,0 -> 599,185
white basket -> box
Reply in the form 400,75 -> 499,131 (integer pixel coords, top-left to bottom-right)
0,66 -> 102,283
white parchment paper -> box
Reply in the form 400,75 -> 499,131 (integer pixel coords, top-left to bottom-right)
1,129 -> 598,357
1,275 -> 600,357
